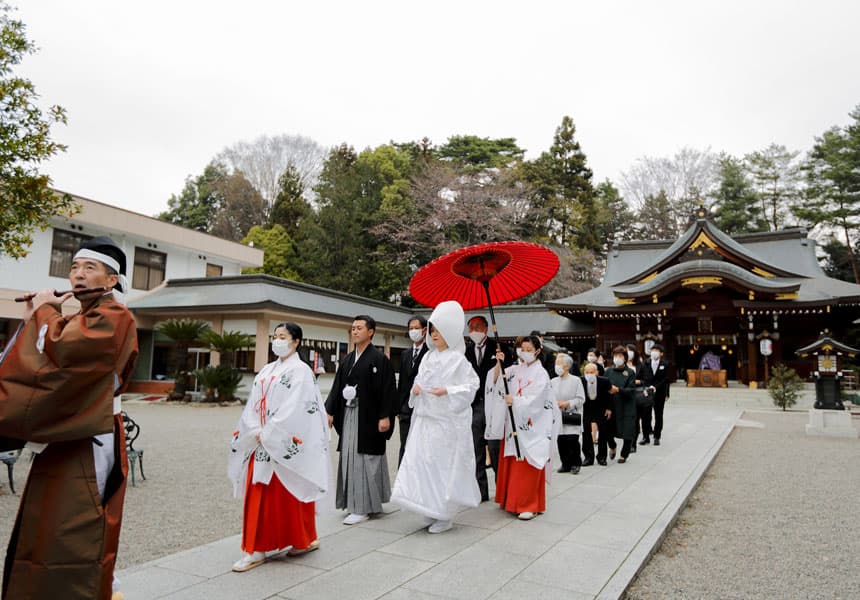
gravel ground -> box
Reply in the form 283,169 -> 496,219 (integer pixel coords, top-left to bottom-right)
626,410 -> 860,600
0,401 -> 403,570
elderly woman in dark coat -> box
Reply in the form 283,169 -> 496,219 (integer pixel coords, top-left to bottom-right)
606,346 -> 637,463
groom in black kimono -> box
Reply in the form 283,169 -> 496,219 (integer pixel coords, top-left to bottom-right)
325,315 -> 398,525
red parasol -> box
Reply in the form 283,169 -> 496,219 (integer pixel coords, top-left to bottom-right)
409,241 -> 560,459
409,241 -> 559,310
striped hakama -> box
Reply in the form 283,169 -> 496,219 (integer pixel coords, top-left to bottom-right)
335,404 -> 391,514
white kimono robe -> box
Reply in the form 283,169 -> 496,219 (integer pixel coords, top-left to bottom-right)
228,353 -> 329,502
485,359 -> 556,471
391,337 -> 481,520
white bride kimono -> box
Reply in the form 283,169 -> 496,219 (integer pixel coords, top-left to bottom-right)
391,307 -> 481,520
485,358 -> 556,471
228,352 -> 330,502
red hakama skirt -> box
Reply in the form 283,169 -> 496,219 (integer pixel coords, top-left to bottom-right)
494,438 -> 546,514
241,460 -> 317,552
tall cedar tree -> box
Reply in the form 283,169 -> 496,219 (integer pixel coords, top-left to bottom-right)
0,2 -> 78,258
523,116 -> 596,251
712,154 -> 768,234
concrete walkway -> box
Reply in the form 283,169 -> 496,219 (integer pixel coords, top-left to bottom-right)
117,401 -> 742,600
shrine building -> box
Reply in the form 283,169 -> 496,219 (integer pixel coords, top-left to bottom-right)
546,207 -> 860,386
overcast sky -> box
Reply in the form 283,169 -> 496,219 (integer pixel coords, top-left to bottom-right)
15,0 -> 860,217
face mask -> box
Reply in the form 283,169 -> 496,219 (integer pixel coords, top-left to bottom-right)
520,351 -> 536,364
272,338 -> 294,357
515,348 -> 524,359
585,373 -> 597,384
554,365 -> 565,376
650,351 -> 661,361
469,331 -> 486,345
587,354 -> 596,363
627,350 -> 635,360
613,356 -> 626,367
408,329 -> 424,343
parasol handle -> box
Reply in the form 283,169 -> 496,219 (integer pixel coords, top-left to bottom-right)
482,279 -> 523,461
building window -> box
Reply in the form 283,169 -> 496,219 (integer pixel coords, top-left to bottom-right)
133,247 -> 166,290
49,229 -> 92,278
206,263 -> 223,277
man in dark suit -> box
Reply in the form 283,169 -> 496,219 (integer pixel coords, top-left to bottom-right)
397,315 -> 429,465
464,315 -> 507,501
637,343 -> 670,445
581,362 -> 617,466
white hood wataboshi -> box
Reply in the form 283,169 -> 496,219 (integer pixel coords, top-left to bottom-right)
427,300 -> 467,354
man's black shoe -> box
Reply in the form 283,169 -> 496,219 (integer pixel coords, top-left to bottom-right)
571,466 -> 581,474
597,459 -> 607,466
640,437 -> 650,445
654,438 -> 661,446
556,466 -> 569,473
630,445 -> 637,453
582,460 -> 594,467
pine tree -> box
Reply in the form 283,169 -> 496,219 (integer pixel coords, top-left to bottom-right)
711,154 -> 768,234
795,105 -> 860,283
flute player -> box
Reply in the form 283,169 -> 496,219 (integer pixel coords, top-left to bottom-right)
0,236 -> 138,600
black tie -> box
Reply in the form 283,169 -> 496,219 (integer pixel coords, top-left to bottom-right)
477,345 -> 484,365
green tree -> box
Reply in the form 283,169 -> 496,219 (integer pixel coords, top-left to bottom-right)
159,161 -> 229,232
306,143 -> 416,300
745,143 -> 801,231
711,154 -> 768,234
635,190 -> 675,240
819,238 -> 856,283
0,2 -> 78,258
242,224 -> 300,280
269,163 -> 310,233
436,135 -> 524,172
794,106 -> 860,283
522,116 -> 596,250
594,179 -> 636,249
768,363 -> 803,411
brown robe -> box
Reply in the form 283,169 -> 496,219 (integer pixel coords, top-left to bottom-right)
0,294 -> 138,600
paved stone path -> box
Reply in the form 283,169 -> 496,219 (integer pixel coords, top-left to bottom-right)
117,403 -> 741,600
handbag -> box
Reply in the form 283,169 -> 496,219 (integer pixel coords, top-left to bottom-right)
561,409 -> 581,426
633,386 -> 653,408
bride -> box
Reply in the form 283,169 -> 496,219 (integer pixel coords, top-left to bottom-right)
391,300 -> 480,533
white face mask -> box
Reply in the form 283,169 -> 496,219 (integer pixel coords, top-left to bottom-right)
613,356 -> 626,367
627,350 -> 635,360
469,331 -> 486,345
554,364 -> 565,376
650,351 -> 661,361
587,354 -> 597,363
585,373 -> 597,384
272,338 -> 294,357
408,328 -> 424,343
520,351 -> 536,364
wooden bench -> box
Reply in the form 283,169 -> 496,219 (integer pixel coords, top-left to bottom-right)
122,411 -> 145,486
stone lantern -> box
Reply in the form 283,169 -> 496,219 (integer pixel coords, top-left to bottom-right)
794,330 -> 858,410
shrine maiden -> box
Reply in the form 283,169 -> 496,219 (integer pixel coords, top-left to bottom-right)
228,322 -> 329,572
486,334 -> 556,520
391,301 -> 480,533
